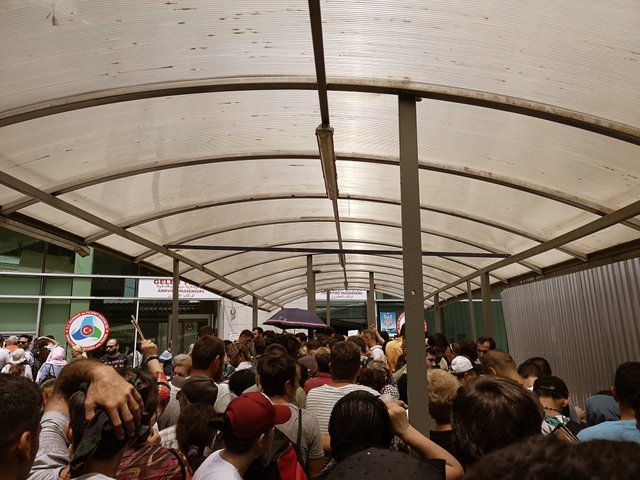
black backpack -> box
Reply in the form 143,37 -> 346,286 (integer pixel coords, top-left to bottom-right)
244,407 -> 308,480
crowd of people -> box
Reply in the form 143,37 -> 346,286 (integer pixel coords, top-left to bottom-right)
2,325 -> 640,480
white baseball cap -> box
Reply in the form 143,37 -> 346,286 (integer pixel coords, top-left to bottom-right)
450,355 -> 474,374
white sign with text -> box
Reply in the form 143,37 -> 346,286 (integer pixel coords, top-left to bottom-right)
315,289 -> 368,302
138,278 -> 221,300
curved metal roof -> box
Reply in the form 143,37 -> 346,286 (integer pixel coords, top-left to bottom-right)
1,1 -> 639,310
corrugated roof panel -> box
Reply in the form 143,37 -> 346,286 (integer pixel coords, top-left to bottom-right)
0,1 -> 314,111
323,0 -> 640,126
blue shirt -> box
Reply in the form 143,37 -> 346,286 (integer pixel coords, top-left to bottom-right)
576,419 -> 640,443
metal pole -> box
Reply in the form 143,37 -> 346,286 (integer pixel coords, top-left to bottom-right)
132,299 -> 140,367
434,294 -> 442,333
252,295 -> 258,330
367,272 -> 375,327
399,95 -> 429,436
307,255 -> 316,311
326,290 -> 331,327
170,259 -> 180,353
467,280 -> 477,340
481,272 -> 493,337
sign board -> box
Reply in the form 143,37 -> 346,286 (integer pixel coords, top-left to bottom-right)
138,278 -> 222,300
65,310 -> 110,351
380,311 -> 397,335
395,312 -> 428,334
315,290 -> 367,302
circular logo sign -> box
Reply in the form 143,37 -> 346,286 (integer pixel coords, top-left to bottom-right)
396,312 -> 428,334
65,310 -> 110,351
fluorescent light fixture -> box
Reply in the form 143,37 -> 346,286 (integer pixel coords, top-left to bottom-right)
315,124 -> 338,200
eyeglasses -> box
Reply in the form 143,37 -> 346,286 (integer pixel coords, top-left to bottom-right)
17,341 -> 28,344
106,345 -> 117,349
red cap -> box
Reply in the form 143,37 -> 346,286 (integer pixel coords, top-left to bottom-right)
225,392 -> 292,439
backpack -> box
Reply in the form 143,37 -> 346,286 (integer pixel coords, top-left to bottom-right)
244,407 -> 308,480
41,364 -> 57,383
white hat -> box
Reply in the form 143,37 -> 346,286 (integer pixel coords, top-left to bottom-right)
450,355 -> 474,374
9,348 -> 27,365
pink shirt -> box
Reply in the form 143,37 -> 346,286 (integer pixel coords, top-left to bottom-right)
304,372 -> 333,394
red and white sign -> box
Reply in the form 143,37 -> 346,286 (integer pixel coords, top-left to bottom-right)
138,278 -> 221,300
65,310 -> 110,351
397,312 -> 428,333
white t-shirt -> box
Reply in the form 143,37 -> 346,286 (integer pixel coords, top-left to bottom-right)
306,383 -> 380,434
193,450 -> 242,480
214,382 -> 233,413
370,345 -> 386,363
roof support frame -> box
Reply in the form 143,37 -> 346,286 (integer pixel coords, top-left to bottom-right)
188,239 -> 505,285
426,198 -> 640,300
0,170 -> 281,308
220,264 -> 463,299
4,150 -> 633,241
214,260 -> 468,295
224,255 -> 480,288
135,217 -> 537,272
2,77 -> 638,147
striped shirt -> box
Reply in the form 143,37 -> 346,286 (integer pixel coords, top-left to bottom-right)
306,383 -> 380,435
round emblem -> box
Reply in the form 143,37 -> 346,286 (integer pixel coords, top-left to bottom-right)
65,310 -> 110,351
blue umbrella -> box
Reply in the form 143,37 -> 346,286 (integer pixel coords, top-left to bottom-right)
264,308 -> 326,330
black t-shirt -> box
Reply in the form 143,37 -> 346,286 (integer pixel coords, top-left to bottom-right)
100,352 -> 129,370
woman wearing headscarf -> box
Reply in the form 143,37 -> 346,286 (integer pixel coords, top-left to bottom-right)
35,345 -> 68,384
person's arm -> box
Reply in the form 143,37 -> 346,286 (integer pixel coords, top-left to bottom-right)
28,409 -> 71,480
51,358 -> 144,439
321,434 -> 331,455
384,399 -> 464,480
305,411 -> 326,478
140,340 -> 170,415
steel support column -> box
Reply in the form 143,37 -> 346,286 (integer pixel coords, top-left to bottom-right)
170,259 -> 180,354
367,272 -> 376,326
252,295 -> 258,330
326,290 -> 331,327
434,294 -> 442,333
467,281 -> 477,340
481,272 -> 493,337
399,95 -> 429,436
307,255 -> 316,311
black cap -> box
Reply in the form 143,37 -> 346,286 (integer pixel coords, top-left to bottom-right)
180,376 -> 218,405
533,375 -> 569,398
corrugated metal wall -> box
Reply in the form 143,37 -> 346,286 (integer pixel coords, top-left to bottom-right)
502,258 -> 640,407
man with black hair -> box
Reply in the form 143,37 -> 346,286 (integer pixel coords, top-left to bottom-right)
252,327 -> 264,340
257,353 -> 324,478
306,341 -> 379,453
475,337 -> 495,362
304,350 -> 332,394
0,374 -> 43,480
237,330 -> 256,359
533,375 -> 584,436
188,335 -> 231,414
577,362 -> 640,443
452,376 -> 543,466
517,361 -> 543,389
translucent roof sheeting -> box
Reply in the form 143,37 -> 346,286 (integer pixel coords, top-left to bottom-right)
1,0 -> 639,310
